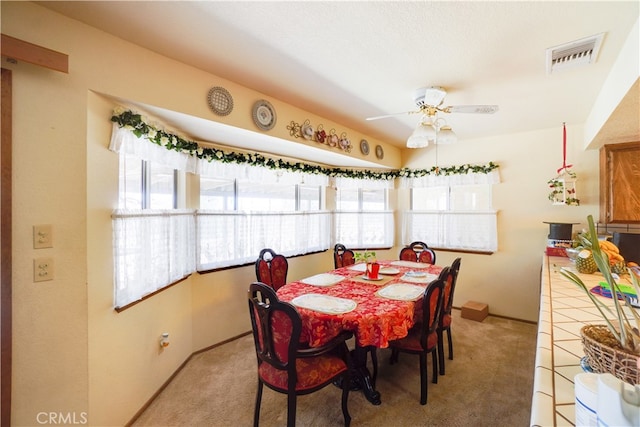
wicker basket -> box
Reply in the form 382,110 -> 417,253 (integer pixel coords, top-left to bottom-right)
581,324 -> 640,385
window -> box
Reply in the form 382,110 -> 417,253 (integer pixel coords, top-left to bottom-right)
298,185 -> 321,211
119,154 -> 177,209
402,171 -> 499,252
110,125 -> 195,309
334,178 -> 394,249
200,177 -> 235,210
197,166 -> 328,271
237,181 -> 296,212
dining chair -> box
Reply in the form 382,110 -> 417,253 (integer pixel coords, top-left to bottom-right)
437,258 -> 461,376
388,274 -> 445,405
255,248 -> 288,291
247,282 -> 353,427
399,241 -> 437,264
334,243 -> 356,269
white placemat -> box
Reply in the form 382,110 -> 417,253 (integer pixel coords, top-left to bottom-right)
376,283 -> 425,301
379,267 -> 400,275
291,294 -> 357,314
390,260 -> 431,268
348,263 -> 367,272
300,273 -> 345,287
400,272 -> 439,284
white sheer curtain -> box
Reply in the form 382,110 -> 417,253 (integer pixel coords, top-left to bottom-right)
334,175 -> 394,190
110,124 -> 199,308
109,123 -> 330,306
112,210 -> 196,308
402,211 -> 498,252
110,124 -> 198,173
333,211 -> 395,249
401,168 -> 500,252
197,211 -> 331,270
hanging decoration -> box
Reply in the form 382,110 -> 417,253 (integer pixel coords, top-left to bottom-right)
111,108 -> 499,181
287,119 -> 352,153
547,123 -> 579,206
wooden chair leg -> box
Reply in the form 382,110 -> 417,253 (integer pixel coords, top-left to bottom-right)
370,347 -> 378,388
419,353 -> 427,405
253,381 -> 263,427
341,371 -> 351,427
438,329 -> 446,376
447,327 -> 453,360
287,393 -> 297,427
431,350 -> 438,384
390,348 -> 399,365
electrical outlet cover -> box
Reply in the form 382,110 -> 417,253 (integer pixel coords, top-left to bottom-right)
33,224 -> 53,249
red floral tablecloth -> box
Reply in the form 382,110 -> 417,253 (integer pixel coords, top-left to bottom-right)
277,261 -> 442,349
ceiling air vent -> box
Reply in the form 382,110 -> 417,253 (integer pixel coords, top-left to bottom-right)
546,33 -> 605,74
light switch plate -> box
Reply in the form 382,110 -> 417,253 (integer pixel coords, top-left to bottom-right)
33,224 -> 53,249
34,257 -> 54,282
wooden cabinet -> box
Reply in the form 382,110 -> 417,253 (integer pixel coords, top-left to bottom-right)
599,141 -> 640,223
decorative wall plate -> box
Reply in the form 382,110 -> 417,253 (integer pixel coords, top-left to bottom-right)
375,144 -> 384,159
252,100 -> 277,131
301,120 -> 314,140
360,139 -> 370,155
207,86 -> 234,116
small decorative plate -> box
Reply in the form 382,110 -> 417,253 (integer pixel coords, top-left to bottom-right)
375,144 -> 384,159
207,86 -> 234,116
252,100 -> 277,131
301,120 -> 314,140
360,139 -> 370,155
361,274 -> 385,281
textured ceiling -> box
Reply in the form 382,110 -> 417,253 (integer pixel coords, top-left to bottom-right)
38,1 -> 639,151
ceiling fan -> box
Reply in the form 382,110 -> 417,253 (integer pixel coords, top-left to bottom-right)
366,86 -> 499,148
366,86 -> 499,121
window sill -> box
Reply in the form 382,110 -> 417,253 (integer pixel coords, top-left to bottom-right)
114,275 -> 191,313
431,247 -> 495,255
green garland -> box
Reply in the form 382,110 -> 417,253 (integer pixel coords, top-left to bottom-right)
397,162 -> 498,178
111,109 -> 498,180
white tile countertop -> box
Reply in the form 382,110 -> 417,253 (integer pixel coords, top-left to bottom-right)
530,255 -> 633,426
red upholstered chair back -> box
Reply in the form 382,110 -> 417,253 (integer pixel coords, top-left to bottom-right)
443,258 -> 461,317
248,282 -> 300,370
436,259 -> 461,376
255,248 -> 289,291
334,244 -> 355,269
399,241 -> 436,264
418,276 -> 445,351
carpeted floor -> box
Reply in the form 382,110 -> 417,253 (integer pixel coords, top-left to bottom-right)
132,309 -> 537,427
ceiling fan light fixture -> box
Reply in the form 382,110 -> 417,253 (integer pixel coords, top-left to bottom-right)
406,117 -> 437,148
436,125 -> 457,144
406,133 -> 430,148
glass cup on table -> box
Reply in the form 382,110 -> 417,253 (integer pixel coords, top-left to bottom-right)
367,262 -> 380,280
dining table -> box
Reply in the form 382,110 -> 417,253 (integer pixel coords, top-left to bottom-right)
277,259 -> 443,405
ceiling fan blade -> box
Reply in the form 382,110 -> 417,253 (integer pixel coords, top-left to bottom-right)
446,105 -> 499,114
365,110 -> 420,121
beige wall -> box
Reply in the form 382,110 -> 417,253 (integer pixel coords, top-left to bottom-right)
1,2 -> 613,426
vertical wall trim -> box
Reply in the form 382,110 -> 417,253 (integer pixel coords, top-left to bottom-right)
1,67 -> 13,427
